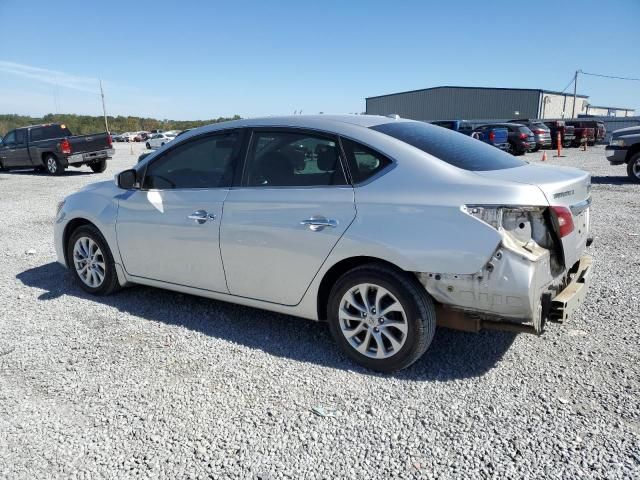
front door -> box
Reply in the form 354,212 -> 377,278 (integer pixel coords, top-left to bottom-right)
116,130 -> 243,292
0,130 -> 27,168
221,129 -> 356,305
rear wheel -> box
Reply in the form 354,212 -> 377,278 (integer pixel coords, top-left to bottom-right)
627,153 -> 640,183
67,225 -> 120,295
146,142 -> 151,149
327,264 -> 436,372
45,155 -> 64,175
90,160 -> 107,173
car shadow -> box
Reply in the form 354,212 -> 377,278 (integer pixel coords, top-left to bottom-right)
3,169 -> 94,176
591,175 -> 634,185
17,262 -> 517,381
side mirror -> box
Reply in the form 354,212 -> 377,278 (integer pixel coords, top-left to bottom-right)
117,169 -> 139,189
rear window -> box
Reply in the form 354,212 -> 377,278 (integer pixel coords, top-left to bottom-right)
30,125 -> 72,142
371,121 -> 526,171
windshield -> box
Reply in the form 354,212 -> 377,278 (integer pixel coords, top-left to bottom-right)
371,121 -> 527,171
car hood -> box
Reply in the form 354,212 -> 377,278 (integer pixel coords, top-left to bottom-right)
611,126 -> 640,137
474,163 -> 590,208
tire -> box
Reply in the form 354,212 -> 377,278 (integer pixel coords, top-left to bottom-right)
532,145 -> 540,153
44,154 -> 64,175
161,142 -> 165,146
327,263 -> 436,372
90,160 -> 107,173
146,142 -> 151,149
627,153 -> 640,183
67,224 -> 120,295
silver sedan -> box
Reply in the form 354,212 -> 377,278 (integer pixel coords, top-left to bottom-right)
54,115 -> 592,372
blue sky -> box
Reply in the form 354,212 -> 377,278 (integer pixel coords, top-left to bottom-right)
0,0 -> 638,119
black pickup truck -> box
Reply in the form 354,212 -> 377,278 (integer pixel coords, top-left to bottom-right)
0,124 -> 114,175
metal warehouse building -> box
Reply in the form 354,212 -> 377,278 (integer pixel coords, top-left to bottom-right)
366,86 -> 598,121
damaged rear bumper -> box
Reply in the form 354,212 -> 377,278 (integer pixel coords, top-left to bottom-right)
417,238 -> 593,334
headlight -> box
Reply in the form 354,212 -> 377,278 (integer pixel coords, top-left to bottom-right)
56,200 -> 65,217
609,138 -> 625,147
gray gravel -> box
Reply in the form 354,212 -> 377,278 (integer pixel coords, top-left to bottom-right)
1,143 -> 639,479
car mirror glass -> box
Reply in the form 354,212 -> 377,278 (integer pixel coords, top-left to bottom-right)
117,169 -> 139,189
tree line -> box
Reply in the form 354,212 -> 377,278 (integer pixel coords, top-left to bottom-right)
0,113 -> 242,136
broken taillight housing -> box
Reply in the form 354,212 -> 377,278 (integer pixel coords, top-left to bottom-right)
550,206 -> 574,238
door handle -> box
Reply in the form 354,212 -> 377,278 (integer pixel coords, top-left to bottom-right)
188,210 -> 216,224
300,216 -> 338,231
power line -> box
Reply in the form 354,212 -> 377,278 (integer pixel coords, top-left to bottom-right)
560,75 -> 576,93
580,71 -> 640,82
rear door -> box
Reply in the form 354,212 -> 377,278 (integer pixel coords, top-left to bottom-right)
220,128 -> 356,305
116,129 -> 243,292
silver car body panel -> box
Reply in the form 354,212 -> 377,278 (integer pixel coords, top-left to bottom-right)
54,115 -> 592,327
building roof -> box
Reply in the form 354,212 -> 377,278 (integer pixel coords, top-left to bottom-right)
588,105 -> 634,111
366,85 -> 589,100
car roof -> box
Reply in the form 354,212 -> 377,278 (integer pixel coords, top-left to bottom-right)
181,114 -> 408,138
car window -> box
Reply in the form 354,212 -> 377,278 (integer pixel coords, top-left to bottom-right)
244,131 -> 347,187
371,121 -> 526,171
15,129 -> 26,145
30,125 -> 72,142
341,138 -> 392,184
3,130 -> 16,145
432,121 -> 455,130
143,131 -> 241,189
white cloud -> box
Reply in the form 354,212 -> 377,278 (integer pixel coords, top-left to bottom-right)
0,60 -> 100,94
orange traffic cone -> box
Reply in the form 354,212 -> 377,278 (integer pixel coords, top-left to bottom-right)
541,151 -> 547,162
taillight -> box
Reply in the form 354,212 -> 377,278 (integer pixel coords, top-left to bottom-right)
534,129 -> 546,135
60,139 -> 72,154
107,134 -> 113,148
519,133 -> 527,139
551,206 -> 574,238
489,131 -> 495,141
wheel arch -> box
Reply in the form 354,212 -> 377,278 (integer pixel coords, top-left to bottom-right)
625,143 -> 640,163
41,151 -> 56,164
316,256 -> 408,321
62,218 -> 102,267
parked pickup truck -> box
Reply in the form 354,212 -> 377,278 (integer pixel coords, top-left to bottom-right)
0,123 -> 114,175
605,126 -> 640,183
470,125 -> 509,150
431,120 -> 474,135
543,121 -> 576,149
566,121 -> 595,147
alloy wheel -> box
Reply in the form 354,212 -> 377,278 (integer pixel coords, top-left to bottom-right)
633,158 -> 640,180
73,236 -> 106,288
47,157 -> 57,174
338,283 -> 408,359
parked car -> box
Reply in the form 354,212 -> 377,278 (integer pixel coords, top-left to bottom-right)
146,132 -> 177,149
508,119 -> 552,151
566,121 -> 598,146
134,131 -> 151,142
54,115 -> 593,372
543,121 -> 576,149
470,125 -> 509,150
431,120 -> 474,135
478,123 -> 535,155
111,133 -> 126,142
0,123 -> 113,175
605,126 -> 640,182
572,120 -> 606,143
119,132 -> 136,142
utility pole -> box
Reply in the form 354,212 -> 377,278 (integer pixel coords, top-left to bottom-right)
99,79 -> 109,133
571,70 -> 580,118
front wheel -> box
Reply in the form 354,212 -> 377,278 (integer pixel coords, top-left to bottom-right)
90,160 -> 107,173
627,153 -> 640,183
327,264 -> 436,372
67,225 -> 120,295
45,155 -> 64,175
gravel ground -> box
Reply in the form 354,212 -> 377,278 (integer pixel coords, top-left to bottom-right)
0,143 -> 638,479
